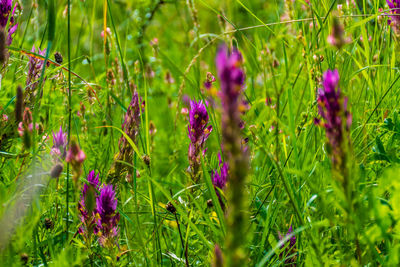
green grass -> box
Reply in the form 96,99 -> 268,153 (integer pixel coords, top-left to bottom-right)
1,0 -> 400,265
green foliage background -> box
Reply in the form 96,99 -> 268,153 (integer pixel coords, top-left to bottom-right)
1,0 -> 400,265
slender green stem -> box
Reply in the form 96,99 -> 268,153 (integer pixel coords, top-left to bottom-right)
66,0 -> 72,242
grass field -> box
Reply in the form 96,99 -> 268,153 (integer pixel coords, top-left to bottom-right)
1,0 -> 400,266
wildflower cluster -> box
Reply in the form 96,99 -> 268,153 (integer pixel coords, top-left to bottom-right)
78,171 -> 120,249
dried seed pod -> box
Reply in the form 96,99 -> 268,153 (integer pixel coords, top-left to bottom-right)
44,218 -> 54,230
50,163 -> 63,178
54,51 -> 63,64
166,202 -> 176,214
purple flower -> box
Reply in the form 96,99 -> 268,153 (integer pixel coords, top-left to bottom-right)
0,0 -> 18,50
316,70 -> 351,165
0,1 -> 18,46
6,22 -> 17,45
212,153 -> 228,208
212,153 -> 228,190
78,171 -> 100,240
216,46 -> 245,109
216,45 -> 246,139
187,99 -> 212,181
387,0 -> 400,28
188,100 -> 212,144
278,225 -> 297,266
0,0 -> 12,28
51,126 -> 67,160
96,184 -> 120,247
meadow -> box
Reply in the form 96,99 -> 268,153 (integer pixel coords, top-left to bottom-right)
1,0 -> 400,266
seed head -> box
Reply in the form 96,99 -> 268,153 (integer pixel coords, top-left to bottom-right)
166,201 -> 176,214
54,51 -> 63,64
50,163 -> 63,178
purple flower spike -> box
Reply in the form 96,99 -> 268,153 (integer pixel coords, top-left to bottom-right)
216,45 -> 246,135
188,100 -> 212,144
216,46 -> 245,107
51,126 -> 67,160
187,99 -> 212,181
96,184 -> 120,248
212,153 -> 228,190
317,69 -> 351,166
278,225 -> 297,265
96,185 -> 117,220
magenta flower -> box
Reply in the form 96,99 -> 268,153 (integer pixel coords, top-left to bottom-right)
78,171 -> 100,239
216,46 -> 245,110
96,184 -> 120,248
316,70 -> 351,166
51,126 -> 67,160
0,0 -> 18,46
187,99 -> 212,181
278,225 -> 297,266
0,0 -> 12,28
211,153 -> 228,208
188,100 -> 212,145
387,0 -> 400,29
6,22 -> 17,45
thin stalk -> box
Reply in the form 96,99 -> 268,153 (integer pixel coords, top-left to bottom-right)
66,0 -> 72,241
